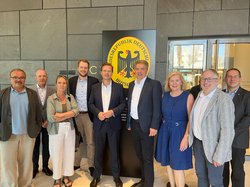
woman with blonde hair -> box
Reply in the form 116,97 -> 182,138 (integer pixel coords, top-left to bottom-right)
47,75 -> 79,187
155,72 -> 194,187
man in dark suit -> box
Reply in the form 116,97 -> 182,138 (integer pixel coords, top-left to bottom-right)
32,69 -> 54,178
69,59 -> 99,175
223,68 -> 250,187
89,63 -> 125,187
0,68 -> 42,187
127,60 -> 162,187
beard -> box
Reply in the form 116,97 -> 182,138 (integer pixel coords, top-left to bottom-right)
79,72 -> 87,78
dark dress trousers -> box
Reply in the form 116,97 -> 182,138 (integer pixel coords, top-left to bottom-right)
127,77 -> 162,187
223,87 -> 250,187
89,81 -> 125,178
32,85 -> 55,171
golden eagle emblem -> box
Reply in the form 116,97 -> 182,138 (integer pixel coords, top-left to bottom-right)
117,50 -> 140,78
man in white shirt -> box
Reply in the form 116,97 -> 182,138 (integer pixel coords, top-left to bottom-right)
32,69 -> 54,178
89,63 -> 125,187
189,69 -> 235,187
127,60 -> 162,187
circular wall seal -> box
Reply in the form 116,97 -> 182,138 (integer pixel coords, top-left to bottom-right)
107,36 -> 150,88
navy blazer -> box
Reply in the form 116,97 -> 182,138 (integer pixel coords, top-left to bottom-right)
68,75 -> 99,121
127,77 -> 162,133
88,81 -> 125,131
224,87 -> 250,149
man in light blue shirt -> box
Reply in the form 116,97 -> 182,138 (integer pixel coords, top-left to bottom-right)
0,68 -> 42,187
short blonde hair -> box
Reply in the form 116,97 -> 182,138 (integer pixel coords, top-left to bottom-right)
165,72 -> 185,91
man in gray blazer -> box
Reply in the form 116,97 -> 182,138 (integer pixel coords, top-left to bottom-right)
189,69 -> 235,187
32,69 -> 55,178
223,68 -> 250,187
0,68 -> 42,187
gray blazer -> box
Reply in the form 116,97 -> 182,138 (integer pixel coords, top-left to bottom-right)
189,88 -> 235,164
30,85 -> 55,122
0,87 -> 42,141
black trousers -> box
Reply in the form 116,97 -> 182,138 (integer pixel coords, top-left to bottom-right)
93,122 -> 121,178
131,118 -> 154,187
32,127 -> 50,170
223,147 -> 246,187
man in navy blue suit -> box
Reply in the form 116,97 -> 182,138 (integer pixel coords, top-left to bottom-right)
89,63 -> 125,187
127,60 -> 162,187
223,68 -> 250,187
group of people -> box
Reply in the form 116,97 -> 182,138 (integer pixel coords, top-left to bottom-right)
155,68 -> 250,187
0,59 -> 249,187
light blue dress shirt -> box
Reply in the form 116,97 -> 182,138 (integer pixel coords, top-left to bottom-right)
10,87 -> 29,134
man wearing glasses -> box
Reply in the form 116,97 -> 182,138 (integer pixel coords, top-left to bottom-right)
223,68 -> 250,187
0,68 -> 42,187
189,69 -> 235,187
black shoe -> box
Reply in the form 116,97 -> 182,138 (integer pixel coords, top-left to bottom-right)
167,182 -> 188,187
114,177 -> 123,187
89,167 -> 95,177
74,166 -> 80,170
131,179 -> 144,187
33,169 -> 38,179
42,167 -> 53,176
90,178 -> 100,187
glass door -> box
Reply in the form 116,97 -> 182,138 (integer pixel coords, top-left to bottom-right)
211,38 -> 250,90
168,40 -> 207,90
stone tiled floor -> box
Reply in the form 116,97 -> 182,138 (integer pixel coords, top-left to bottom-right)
33,158 -> 250,187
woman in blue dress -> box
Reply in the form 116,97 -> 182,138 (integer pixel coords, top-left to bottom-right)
155,72 -> 194,187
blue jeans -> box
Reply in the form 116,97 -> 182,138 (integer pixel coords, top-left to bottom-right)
193,137 -> 224,187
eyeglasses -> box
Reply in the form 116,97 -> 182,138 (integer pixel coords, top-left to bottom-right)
10,76 -> 26,80
200,77 -> 217,82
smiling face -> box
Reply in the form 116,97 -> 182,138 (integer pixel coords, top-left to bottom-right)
200,70 -> 218,95
169,74 -> 183,92
56,76 -> 67,93
101,64 -> 113,81
225,69 -> 241,91
36,69 -> 48,88
78,61 -> 89,78
10,70 -> 26,91
135,63 -> 148,81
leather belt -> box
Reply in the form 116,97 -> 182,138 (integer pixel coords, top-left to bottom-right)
131,118 -> 139,123
79,111 -> 88,114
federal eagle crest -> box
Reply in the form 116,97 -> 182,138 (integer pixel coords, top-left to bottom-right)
117,50 -> 140,78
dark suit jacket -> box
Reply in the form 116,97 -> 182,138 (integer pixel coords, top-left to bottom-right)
31,85 -> 55,122
0,87 -> 42,141
68,75 -> 99,121
189,84 -> 201,100
88,81 -> 125,131
127,77 -> 162,133
224,87 -> 250,149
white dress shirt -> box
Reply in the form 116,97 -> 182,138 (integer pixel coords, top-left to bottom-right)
130,77 -> 147,120
36,84 -> 47,106
102,81 -> 112,112
193,88 -> 216,140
